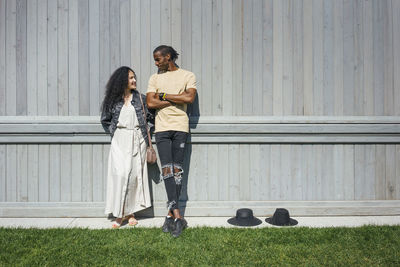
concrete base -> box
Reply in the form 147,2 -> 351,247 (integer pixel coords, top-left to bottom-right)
0,216 -> 399,229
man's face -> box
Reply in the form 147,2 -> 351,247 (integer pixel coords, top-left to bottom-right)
153,51 -> 170,71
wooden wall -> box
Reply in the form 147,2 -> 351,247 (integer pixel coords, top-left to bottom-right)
1,0 -> 399,116
1,0 -> 400,217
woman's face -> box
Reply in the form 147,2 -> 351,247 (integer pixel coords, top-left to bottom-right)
127,70 -> 137,90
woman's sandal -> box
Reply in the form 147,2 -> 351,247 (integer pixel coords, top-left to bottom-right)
112,221 -> 122,229
128,217 -> 138,227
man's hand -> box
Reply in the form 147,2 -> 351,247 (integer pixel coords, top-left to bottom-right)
146,92 -> 172,109
163,88 -> 197,105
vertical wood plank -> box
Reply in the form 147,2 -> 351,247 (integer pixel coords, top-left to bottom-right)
201,0 -> 212,115
6,0 -> 16,115
375,145 -> 386,200
119,0 -> 130,67
27,0 -> 38,115
262,0 -> 273,115
363,0 -> 374,115
273,0 -> 283,115
89,0 -> 100,115
314,145 -> 323,200
353,0 -> 364,115
290,145 -> 302,200
303,0 -> 313,115
222,0 -> 233,115
239,145 -> 250,201
150,0 -> 160,76
207,144 -> 218,200
312,0 -> 323,115
49,145 -> 60,201
333,144 -> 344,200
343,0 -> 354,115
252,0 -> 263,115
323,0 -> 334,115
373,0 -> 384,115
69,0 -> 79,115
58,0 -> 69,115
0,0 -> 5,115
102,144 -> 109,201
259,145 -> 271,200
6,145 -> 17,201
78,0 -> 89,115
249,145 -> 261,200
37,0 -> 48,115
0,145 -> 5,201
160,0 -> 171,45
92,145 -> 103,202
292,0 -> 303,115
130,0 -> 141,89
282,0 -> 293,115
280,145 -> 291,200
396,145 -> 400,199
343,145 -> 355,200
16,0 -> 27,115
181,0 -> 191,70
140,0 -> 151,89
211,0 -> 222,115
189,0 -> 201,117
385,145 -> 396,200
99,0 -> 110,107
47,0 -> 58,115
364,145 -> 376,199
302,145 -> 313,200
38,145 -> 49,201
171,0 -> 181,67
27,145 -> 39,202
321,145 -> 334,200
394,1 -> 400,116
394,0 -> 400,116
270,144 -> 280,200
71,144 -> 82,201
227,145 -> 239,201
17,145 -> 28,202
60,145 -> 72,201
334,0 -> 344,116
81,144 -> 93,201
384,0 -> 394,115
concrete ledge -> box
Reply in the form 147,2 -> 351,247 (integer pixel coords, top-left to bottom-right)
1,116 -> 400,144
1,200 -> 400,217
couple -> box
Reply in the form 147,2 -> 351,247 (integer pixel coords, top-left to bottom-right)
100,45 -> 197,237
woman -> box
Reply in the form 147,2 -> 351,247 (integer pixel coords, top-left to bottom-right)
101,66 -> 152,228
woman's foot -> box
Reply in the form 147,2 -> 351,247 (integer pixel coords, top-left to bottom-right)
112,218 -> 123,229
128,216 -> 138,226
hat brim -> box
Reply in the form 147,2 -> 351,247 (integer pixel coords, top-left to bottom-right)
265,217 -> 298,226
227,217 -> 262,227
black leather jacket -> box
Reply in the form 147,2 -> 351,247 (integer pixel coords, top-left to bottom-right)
100,90 -> 154,146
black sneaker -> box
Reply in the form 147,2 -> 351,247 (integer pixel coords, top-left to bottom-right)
162,217 -> 174,233
171,218 -> 187,238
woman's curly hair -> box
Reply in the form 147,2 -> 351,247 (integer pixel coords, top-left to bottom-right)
101,66 -> 134,113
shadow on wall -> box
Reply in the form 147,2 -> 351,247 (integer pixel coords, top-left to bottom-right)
181,92 -> 200,216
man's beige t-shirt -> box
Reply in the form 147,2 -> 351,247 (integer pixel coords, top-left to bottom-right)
147,68 -> 196,133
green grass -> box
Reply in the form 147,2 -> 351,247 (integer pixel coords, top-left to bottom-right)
1,226 -> 399,266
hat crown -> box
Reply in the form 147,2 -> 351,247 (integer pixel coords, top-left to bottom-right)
236,208 -> 253,220
272,208 -> 291,225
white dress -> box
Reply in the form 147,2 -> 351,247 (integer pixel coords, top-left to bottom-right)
105,104 -> 151,218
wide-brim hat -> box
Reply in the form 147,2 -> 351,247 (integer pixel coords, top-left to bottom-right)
227,208 -> 262,227
265,208 -> 298,226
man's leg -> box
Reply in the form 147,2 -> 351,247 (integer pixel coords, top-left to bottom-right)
170,131 -> 188,237
155,131 -> 179,232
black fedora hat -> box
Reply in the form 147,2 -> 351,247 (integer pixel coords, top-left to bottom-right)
265,208 -> 298,226
227,208 -> 262,227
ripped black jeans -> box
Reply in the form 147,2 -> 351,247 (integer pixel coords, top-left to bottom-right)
155,130 -> 188,211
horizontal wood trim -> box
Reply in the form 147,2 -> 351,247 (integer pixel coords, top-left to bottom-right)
1,201 -> 399,217
1,116 -> 400,144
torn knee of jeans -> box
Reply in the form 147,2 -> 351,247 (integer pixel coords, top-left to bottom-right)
160,164 -> 174,180
167,200 -> 177,210
173,165 -> 184,185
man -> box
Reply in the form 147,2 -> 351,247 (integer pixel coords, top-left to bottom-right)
146,45 -> 197,237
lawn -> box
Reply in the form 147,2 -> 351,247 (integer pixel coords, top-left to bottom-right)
1,226 -> 399,266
